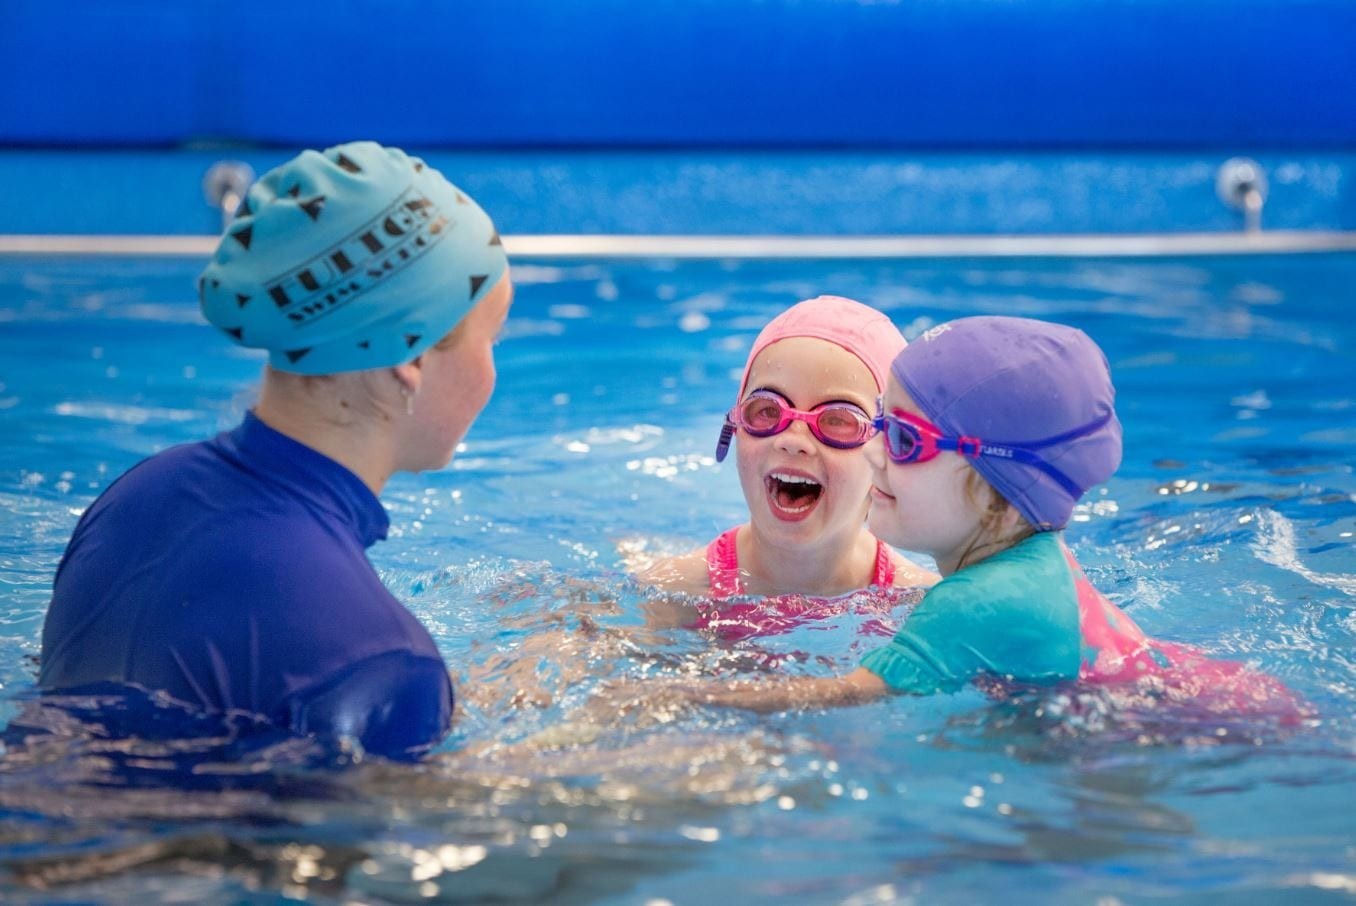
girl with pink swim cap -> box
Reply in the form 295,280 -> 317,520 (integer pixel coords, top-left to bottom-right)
638,296 -> 937,637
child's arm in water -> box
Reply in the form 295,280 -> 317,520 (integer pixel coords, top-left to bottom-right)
595,666 -> 889,719
683,667 -> 889,712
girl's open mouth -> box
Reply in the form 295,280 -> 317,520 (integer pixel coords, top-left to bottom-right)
766,471 -> 823,521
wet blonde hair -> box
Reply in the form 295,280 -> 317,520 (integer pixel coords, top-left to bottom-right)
954,468 -> 1038,571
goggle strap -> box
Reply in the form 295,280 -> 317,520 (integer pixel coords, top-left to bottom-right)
908,417 -> 1091,498
977,411 -> 1112,498
1003,447 -> 1087,497
1002,411 -> 1114,451
714,417 -> 736,463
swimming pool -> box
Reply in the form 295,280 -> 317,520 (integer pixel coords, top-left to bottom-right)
0,252 -> 1353,902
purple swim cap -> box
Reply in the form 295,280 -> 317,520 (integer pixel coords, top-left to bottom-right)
892,316 -> 1122,530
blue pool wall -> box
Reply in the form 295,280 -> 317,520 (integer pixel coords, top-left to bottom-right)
3,150 -> 1355,238
3,1 -> 1355,238
3,0 -> 1354,150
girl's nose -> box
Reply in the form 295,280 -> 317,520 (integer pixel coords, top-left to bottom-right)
774,417 -> 817,454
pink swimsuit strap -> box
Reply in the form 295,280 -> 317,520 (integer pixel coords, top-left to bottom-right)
704,527 -> 896,598
873,537 -> 897,587
705,527 -> 743,598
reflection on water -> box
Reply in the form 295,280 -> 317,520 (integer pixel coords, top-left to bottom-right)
0,255 -> 1353,902
0,662 -> 817,901
0,569 -> 1340,903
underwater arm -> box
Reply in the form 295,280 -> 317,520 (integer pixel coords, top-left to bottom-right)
689,667 -> 889,713
520,669 -> 889,749
635,549 -> 711,628
641,593 -> 702,630
591,667 -> 889,720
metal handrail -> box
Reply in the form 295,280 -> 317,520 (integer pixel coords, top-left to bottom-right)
2,231 -> 1356,259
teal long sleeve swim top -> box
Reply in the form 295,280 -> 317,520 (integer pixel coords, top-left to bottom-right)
861,532 -> 1085,693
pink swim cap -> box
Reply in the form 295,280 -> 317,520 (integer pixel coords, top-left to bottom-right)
715,296 -> 904,463
736,295 -> 906,400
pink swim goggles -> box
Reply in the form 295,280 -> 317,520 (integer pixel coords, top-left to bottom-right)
716,390 -> 875,462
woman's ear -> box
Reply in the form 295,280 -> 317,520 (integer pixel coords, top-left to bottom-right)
391,357 -> 424,398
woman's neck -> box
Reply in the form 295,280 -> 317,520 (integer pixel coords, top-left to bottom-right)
254,376 -> 398,495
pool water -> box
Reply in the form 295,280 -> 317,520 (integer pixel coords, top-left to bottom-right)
0,254 -> 1353,902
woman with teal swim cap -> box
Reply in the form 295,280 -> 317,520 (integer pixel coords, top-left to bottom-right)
38,141 -> 512,762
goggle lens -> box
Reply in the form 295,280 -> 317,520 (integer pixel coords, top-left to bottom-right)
739,395 -> 786,433
882,419 -> 921,461
871,405 -> 938,464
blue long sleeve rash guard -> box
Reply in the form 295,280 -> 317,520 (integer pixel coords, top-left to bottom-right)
39,412 -> 453,762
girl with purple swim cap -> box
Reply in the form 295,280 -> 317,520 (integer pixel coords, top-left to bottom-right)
612,316 -> 1304,719
638,296 -> 936,638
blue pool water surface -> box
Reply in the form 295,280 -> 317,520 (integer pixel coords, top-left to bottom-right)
0,253 -> 1353,902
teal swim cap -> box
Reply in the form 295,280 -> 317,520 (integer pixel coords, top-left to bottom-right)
199,141 -> 507,375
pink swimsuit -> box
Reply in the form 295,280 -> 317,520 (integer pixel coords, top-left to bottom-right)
689,527 -> 906,641
1063,544 -> 1301,716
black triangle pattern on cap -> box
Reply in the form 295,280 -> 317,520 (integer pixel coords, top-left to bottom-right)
232,225 -> 253,250
285,348 -> 312,364
469,274 -> 488,297
336,153 -> 362,174
224,326 -> 244,340
236,197 -> 251,218
405,333 -> 421,349
210,278 -> 221,289
236,293 -> 251,308
489,231 -> 502,246
287,184 -> 301,198
300,195 -> 326,221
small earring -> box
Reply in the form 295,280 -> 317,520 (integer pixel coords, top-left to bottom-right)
401,388 -> 416,416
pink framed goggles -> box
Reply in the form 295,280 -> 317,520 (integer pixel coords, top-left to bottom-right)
715,390 -> 875,462
872,404 -> 1106,498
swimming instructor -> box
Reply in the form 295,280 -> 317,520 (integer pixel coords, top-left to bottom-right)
38,141 -> 510,761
